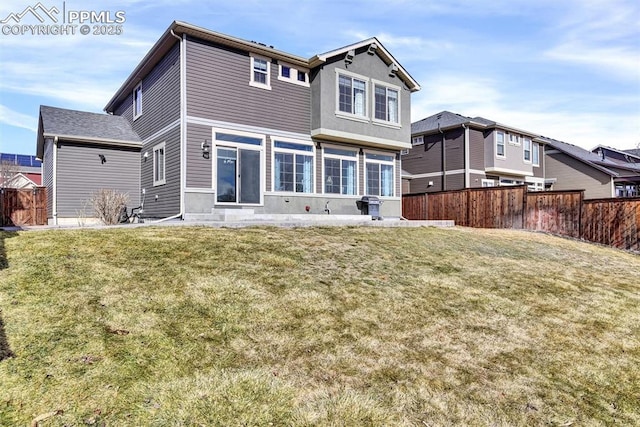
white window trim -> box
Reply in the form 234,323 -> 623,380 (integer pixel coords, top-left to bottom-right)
371,78 -> 401,129
496,131 -> 506,159
412,135 -> 424,146
508,133 -> 520,146
133,82 -> 142,120
335,69 -> 370,122
322,144 -> 360,196
271,137 -> 316,194
532,142 -> 540,166
249,54 -> 272,90
277,62 -> 310,87
364,149 -> 396,197
523,137 -> 532,163
153,142 -> 166,186
212,127 -> 266,206
481,179 -> 496,187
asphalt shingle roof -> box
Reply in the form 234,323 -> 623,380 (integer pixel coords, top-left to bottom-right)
539,137 -> 640,176
40,105 -> 141,143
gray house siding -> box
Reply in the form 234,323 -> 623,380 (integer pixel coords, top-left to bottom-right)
545,151 -> 613,198
142,126 -> 181,218
43,138 -> 54,218
186,122 -> 212,188
469,129 -> 485,170
311,47 -> 411,147
55,141 -> 140,217
444,128 -> 464,171
185,37 -> 310,134
114,43 -> 181,140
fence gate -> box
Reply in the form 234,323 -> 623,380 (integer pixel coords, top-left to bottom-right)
0,187 -> 48,226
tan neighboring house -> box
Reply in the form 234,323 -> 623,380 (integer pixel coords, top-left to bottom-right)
543,138 -> 640,199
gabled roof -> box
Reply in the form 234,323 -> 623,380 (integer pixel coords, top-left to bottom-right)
412,110 -> 537,137
37,106 -> 141,159
105,21 -> 421,112
541,137 -> 621,177
310,37 -> 421,92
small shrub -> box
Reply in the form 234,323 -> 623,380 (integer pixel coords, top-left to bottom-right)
90,189 -> 129,225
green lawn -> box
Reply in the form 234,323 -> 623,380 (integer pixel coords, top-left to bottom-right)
0,226 -> 639,426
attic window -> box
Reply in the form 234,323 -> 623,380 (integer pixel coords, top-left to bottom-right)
133,83 -> 142,119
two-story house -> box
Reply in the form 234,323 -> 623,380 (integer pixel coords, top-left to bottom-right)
36,21 -> 420,225
402,111 -> 544,194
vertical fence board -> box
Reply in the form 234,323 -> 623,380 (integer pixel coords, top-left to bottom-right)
403,187 -> 639,251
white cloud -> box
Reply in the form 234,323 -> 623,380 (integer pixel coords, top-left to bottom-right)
0,104 -> 37,132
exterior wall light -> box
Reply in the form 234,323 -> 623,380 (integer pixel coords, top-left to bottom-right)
201,140 -> 211,159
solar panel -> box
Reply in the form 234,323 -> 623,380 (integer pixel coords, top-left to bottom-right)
0,153 -> 41,167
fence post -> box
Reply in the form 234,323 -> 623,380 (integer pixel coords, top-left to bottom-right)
578,190 -> 584,240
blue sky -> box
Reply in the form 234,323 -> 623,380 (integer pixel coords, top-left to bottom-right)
1,0 -> 639,156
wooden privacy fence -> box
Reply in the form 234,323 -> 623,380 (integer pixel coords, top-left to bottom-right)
0,187 -> 47,226
403,186 -> 640,251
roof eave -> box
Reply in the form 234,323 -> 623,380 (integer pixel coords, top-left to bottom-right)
42,133 -> 141,148
310,37 -> 421,92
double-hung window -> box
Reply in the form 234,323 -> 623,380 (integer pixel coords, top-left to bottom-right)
496,131 -> 506,158
365,152 -> 395,197
532,142 -> 540,166
523,137 -> 532,162
324,147 -> 357,195
373,82 -> 400,125
337,72 -> 367,118
273,140 -> 314,193
133,83 -> 142,119
153,142 -> 165,186
250,55 -> 271,89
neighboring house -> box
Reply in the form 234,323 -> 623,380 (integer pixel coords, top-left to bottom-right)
36,21 -> 420,224
544,139 -> 640,199
36,106 -> 142,224
402,111 -> 545,194
0,153 -> 42,189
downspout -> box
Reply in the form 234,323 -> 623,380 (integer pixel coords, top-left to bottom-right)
52,136 -> 58,226
152,28 -> 186,223
439,123 -> 446,191
462,123 -> 469,188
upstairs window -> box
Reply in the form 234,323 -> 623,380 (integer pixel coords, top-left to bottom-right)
412,135 -> 424,146
278,63 -> 309,87
496,131 -> 506,157
250,55 -> 271,90
523,137 -> 532,162
133,83 -> 142,119
532,142 -> 540,166
337,72 -> 367,118
373,83 -> 399,124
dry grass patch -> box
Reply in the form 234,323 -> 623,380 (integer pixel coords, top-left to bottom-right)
0,226 -> 638,426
